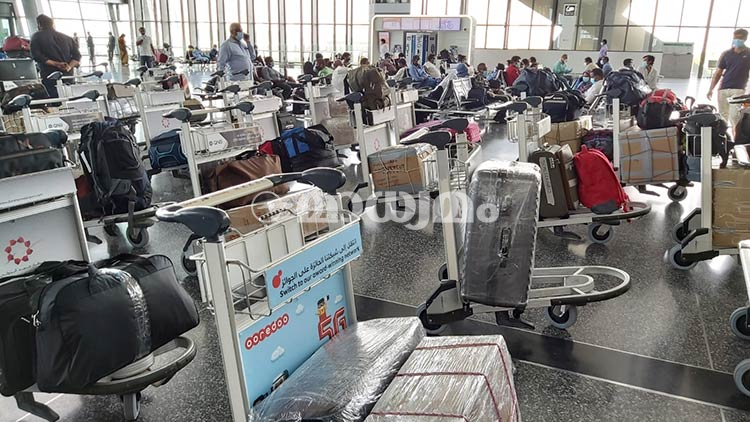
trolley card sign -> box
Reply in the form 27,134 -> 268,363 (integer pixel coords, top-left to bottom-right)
40,112 -> 103,132
264,223 -> 362,309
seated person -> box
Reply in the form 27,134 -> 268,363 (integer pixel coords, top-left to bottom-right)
185,45 -> 195,61
423,54 -> 441,78
192,47 -> 209,63
572,70 -> 593,93
302,61 -> 316,78
393,58 -> 409,82
455,55 -> 469,77
332,59 -> 349,93
379,53 -> 397,76
316,57 -> 333,78
584,68 -> 605,104
209,44 -> 219,61
259,56 -> 293,99
408,55 -> 439,89
553,54 -> 572,78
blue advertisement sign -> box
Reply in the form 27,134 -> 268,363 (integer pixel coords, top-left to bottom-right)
264,223 -> 362,309
238,269 -> 351,406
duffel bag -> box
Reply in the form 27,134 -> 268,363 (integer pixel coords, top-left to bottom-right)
582,129 -> 614,161
270,125 -> 341,173
33,254 -> 199,392
636,89 -> 683,130
2,36 -> 30,53
149,129 -> 187,170
0,130 -> 68,179
1,83 -> 49,114
200,153 -> 289,210
543,91 -> 585,123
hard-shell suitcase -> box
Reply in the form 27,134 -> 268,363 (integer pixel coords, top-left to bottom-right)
557,144 -> 579,210
459,160 -> 540,308
529,144 -> 569,218
148,129 -> 187,170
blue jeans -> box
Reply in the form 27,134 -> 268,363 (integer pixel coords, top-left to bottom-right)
416,77 -> 438,89
139,55 -> 155,68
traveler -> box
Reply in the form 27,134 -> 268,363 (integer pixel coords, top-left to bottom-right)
553,54 -> 572,77
260,56 -> 293,99
72,32 -> 79,49
86,32 -> 94,63
529,56 -> 539,68
601,56 -> 613,76
408,55 -> 439,89
316,57 -> 333,78
30,14 -> 80,98
573,70 -> 593,93
379,38 -> 389,58
505,56 -> 521,86
638,55 -> 659,90
622,58 -> 634,71
488,62 -> 504,82
393,58 -> 409,82
209,45 -> 218,61
135,26 -> 156,68
217,23 -> 254,81
331,59 -> 348,93
118,34 -> 128,65
379,52 -> 397,76
584,68 -> 605,104
707,28 -> 750,130
584,56 -> 597,72
455,54 -> 469,77
598,39 -> 608,66
107,32 -> 115,62
423,53 -> 441,78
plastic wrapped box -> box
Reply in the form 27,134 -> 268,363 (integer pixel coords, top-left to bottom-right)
366,335 -> 521,422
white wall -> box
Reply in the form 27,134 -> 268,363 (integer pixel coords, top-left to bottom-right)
473,49 -> 664,75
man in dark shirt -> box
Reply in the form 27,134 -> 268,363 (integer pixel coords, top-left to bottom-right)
708,28 -> 750,130
30,14 -> 80,98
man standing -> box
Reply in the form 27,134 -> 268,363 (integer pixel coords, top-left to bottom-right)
107,32 -> 116,62
637,55 -> 659,89
86,32 -> 94,64
136,26 -> 155,68
708,28 -> 750,130
217,23 -> 253,81
30,14 -> 80,97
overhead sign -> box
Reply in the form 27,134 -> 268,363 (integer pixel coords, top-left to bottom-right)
563,4 -> 577,17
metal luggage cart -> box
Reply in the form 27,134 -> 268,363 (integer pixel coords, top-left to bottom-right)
509,99 -> 651,244
47,70 -> 109,103
134,74 -> 189,148
731,240 -> 750,396
136,64 -> 177,83
105,78 -> 141,132
413,75 -> 489,122
667,114 -> 741,270
415,130 -> 632,333
220,80 -> 283,142
155,168 -> 362,421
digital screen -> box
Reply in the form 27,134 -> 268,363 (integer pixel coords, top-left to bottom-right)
401,17 -> 421,30
420,18 -> 441,31
439,17 -> 461,31
382,17 -> 401,30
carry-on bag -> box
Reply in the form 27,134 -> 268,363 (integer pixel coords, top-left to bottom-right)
543,90 -> 585,123
636,89 -> 684,130
200,153 -> 289,209
557,144 -> 579,210
574,145 -> 629,211
78,119 -> 153,217
459,160 -> 540,308
268,125 -> 341,173
1,83 -> 49,114
529,144 -> 571,218
33,254 -> 199,392
148,129 -> 187,170
0,130 -> 68,179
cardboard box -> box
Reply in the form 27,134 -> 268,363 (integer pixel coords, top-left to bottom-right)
541,115 -> 592,153
619,125 -> 679,184
712,229 -> 750,248
225,188 -> 331,241
368,143 -> 436,194
712,165 -> 750,234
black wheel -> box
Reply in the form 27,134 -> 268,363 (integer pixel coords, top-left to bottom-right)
437,263 -> 448,281
671,223 -> 689,244
127,228 -> 149,248
182,251 -> 197,276
731,307 -> 750,341
416,303 -> 446,335
668,184 -> 688,202
668,245 -> 697,270
735,359 -> 750,397
103,224 -> 120,237
545,305 -> 578,329
587,223 -> 613,245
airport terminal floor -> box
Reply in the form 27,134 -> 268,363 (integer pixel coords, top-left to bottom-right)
2,63 -> 750,421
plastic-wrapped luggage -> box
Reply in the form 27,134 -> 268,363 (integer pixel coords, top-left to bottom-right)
366,335 -> 521,422
251,317 -> 425,422
459,160 -> 540,308
321,116 -> 356,147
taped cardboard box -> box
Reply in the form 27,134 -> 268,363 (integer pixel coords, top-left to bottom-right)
713,166 -> 750,245
541,115 -> 592,153
619,125 -> 679,184
225,187 -> 331,241
368,143 -> 436,194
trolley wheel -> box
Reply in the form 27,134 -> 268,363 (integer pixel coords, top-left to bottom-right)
671,222 -> 689,244
103,224 -> 120,237
587,223 -> 613,245
668,245 -> 697,270
437,263 -> 448,281
416,303 -> 447,335
119,391 -> 142,421
667,184 -> 688,202
730,307 -> 750,341
734,359 -> 750,397
545,305 -> 578,329
182,251 -> 197,276
126,228 -> 150,248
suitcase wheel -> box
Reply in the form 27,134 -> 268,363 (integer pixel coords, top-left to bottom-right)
587,223 -> 613,245
667,184 -> 688,202
545,305 -> 578,330
127,227 -> 150,248
416,303 -> 447,335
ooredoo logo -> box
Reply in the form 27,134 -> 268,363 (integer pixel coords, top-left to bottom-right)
5,237 -> 33,265
272,270 -> 283,289
245,313 -> 289,350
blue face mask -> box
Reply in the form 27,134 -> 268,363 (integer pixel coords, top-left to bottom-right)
235,31 -> 244,42
733,39 -> 746,49
582,76 -> 590,83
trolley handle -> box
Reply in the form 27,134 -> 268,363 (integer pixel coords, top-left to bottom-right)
673,112 -> 720,127
729,94 -> 750,105
10,89 -> 100,109
521,96 -> 543,108
47,70 -> 104,81
163,101 -> 255,122
219,81 -> 273,94
401,130 -> 452,151
156,205 -> 230,242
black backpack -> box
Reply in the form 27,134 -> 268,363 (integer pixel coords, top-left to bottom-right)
543,90 -> 586,123
683,107 -> 733,167
511,68 -> 561,97
79,119 -> 152,216
735,109 -> 750,145
604,70 -> 650,107
270,125 -> 341,173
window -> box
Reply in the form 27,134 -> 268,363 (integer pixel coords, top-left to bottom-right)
486,26 -> 505,49
577,26 -> 600,50
604,0 -> 630,26
224,0 -> 239,25
578,0 -> 603,25
655,0 -> 682,27
711,0 -> 741,27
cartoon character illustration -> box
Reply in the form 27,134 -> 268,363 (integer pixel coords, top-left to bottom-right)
317,296 -> 347,340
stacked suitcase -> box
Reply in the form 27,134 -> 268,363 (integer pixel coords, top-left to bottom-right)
529,144 -> 578,218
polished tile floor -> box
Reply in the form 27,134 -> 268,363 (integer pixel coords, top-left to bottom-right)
2,67 -> 749,421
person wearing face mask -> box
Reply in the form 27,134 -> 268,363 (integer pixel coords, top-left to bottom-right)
408,55 -> 439,88
260,56 -> 293,99
708,28 -> 750,130
217,23 -> 254,81
583,57 -> 597,72
637,55 -> 659,90
584,68 -> 605,104
504,55 -> 521,86
573,71 -> 593,93
597,39 -> 608,67
553,54 -> 573,79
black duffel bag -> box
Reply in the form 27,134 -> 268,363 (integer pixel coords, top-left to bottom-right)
32,254 -> 199,392
268,125 -> 341,173
543,90 -> 586,123
0,130 -> 68,179
1,83 -> 50,114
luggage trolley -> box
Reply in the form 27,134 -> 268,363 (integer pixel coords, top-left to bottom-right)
730,240 -> 750,396
46,70 -> 109,105
155,168 -> 362,421
508,100 -> 651,244
220,80 -> 283,142
105,78 -> 141,133
415,130 -> 632,333
134,74 -> 188,149
667,113 -> 742,270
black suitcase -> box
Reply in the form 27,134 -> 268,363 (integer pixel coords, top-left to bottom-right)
33,254 -> 199,392
459,160 -> 540,308
529,144 -> 570,218
557,144 -> 579,210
